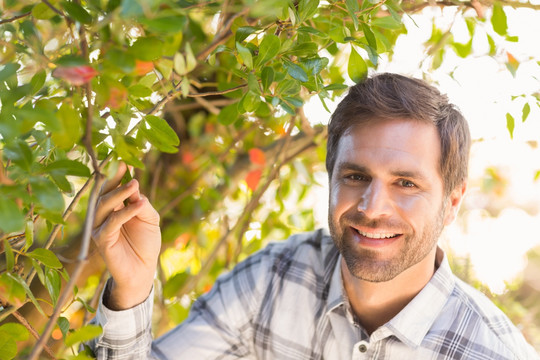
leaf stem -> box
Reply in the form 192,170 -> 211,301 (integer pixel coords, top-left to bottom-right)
0,11 -> 31,25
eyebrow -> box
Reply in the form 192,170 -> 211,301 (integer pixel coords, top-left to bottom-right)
335,162 -> 429,181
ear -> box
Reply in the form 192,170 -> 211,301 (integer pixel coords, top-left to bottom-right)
443,181 -> 467,226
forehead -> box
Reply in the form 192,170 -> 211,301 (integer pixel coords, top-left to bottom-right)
335,118 -> 442,176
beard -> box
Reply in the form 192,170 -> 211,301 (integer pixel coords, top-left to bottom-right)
329,200 -> 447,282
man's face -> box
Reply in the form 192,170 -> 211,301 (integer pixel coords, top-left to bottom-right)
328,117 -> 456,282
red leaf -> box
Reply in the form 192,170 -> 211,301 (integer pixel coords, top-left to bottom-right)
182,151 -> 194,165
135,60 -> 154,76
53,65 -> 98,86
249,148 -> 266,165
105,87 -> 128,109
245,169 -> 262,191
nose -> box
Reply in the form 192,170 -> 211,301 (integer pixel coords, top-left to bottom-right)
357,180 -> 393,219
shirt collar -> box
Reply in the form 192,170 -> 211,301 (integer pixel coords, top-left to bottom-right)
384,247 -> 456,347
325,246 -> 456,348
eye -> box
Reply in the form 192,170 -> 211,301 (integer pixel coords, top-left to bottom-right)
398,179 -> 416,188
344,174 -> 369,182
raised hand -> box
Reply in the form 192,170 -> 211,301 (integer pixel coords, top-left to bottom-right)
92,163 -> 161,310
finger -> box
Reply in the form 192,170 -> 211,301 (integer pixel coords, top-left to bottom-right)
94,179 -> 140,228
133,195 -> 160,224
93,199 -> 146,247
100,162 -> 128,195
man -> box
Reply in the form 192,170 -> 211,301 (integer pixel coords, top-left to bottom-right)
89,73 -> 538,359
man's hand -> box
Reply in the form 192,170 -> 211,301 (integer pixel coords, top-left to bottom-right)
92,162 -> 161,310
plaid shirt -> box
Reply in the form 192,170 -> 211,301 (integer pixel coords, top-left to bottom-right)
89,229 -> 539,359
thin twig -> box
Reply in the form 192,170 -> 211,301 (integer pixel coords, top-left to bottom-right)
0,11 -> 31,25
12,311 -> 56,359
186,84 -> 247,98
28,174 -> 105,360
169,98 -> 236,112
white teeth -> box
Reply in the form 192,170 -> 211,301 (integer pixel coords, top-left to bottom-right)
356,229 -> 397,239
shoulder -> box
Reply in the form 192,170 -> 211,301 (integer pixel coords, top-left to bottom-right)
445,276 -> 538,359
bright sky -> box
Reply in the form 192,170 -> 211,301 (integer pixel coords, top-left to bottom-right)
304,5 -> 540,294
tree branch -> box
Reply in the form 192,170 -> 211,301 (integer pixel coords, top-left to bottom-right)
186,84 -> 247,98
28,174 -> 105,360
0,12 -> 31,25
12,311 -> 56,359
42,0 -> 65,17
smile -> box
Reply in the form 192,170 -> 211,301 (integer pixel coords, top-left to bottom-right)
353,227 -> 400,239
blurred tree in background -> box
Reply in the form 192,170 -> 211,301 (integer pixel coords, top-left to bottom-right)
0,0 -> 539,358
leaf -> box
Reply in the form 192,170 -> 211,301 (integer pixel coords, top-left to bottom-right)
0,336 -> 16,360
32,3 -> 56,19
30,177 -> 65,213
283,61 -> 308,82
0,63 -> 20,83
27,248 -> 63,269
57,317 -> 70,338
173,53 -> 186,75
506,113 -> 514,139
61,1 -> 93,24
163,272 -> 189,298
348,46 -> 367,83
6,273 -> 44,315
261,67 -> 274,92
0,197 -> 25,233
235,26 -> 257,43
361,23 -> 377,51
52,66 -> 98,86
52,103 -> 82,150
45,159 -> 91,177
140,16 -> 187,33
247,73 -> 261,95
217,103 -> 240,125
452,40 -> 472,58
185,43 -> 197,73
64,325 -> 103,347
245,169 -> 262,191
236,42 -> 253,70
129,84 -> 152,97
45,269 -> 61,306
30,70 -> 46,94
0,273 -> 25,307
139,115 -> 180,153
298,0 -> 319,21
4,240 -> 14,272
324,83 -> 348,91
491,2 -> 507,36
487,34 -> 496,56
346,0 -> 359,30
256,34 -> 281,66
372,16 -> 402,30
249,148 -> 266,165
522,102 -> 530,122
130,37 -> 164,61
24,220 -> 34,251
105,49 -> 135,73
0,323 -> 29,342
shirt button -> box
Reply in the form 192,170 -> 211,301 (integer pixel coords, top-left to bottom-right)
358,341 -> 368,353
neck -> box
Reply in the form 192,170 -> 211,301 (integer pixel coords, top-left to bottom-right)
341,248 -> 439,335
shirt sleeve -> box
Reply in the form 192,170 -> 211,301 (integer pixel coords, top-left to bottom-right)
87,279 -> 154,360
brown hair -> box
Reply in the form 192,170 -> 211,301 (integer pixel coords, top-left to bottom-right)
326,73 -> 471,195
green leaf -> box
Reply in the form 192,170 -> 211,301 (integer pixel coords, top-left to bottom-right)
0,323 -> 29,342
452,40 -> 472,58
173,53 -> 186,75
185,43 -> 197,73
27,248 -> 63,269
61,1 -> 93,24
30,259 -> 45,286
4,240 -> 14,272
348,46 -> 367,83
0,63 -> 20,83
236,42 -> 253,70
256,34 -> 281,66
30,70 -> 46,94
3,140 -> 34,172
30,177 -> 65,213
0,197 -> 25,233
487,34 -> 496,56
46,159 -> 91,177
361,23 -> 377,51
217,103 -> 240,125
130,37 -> 164,61
6,273 -> 44,315
298,0 -> 319,21
129,84 -> 152,97
58,317 -> 70,338
324,83 -> 348,91
283,61 -> 308,82
140,16 -> 186,33
52,103 -> 82,150
0,273 -> 26,307
506,113 -> 514,138
32,3 -> 56,19
0,336 -> 16,360
24,220 -> 34,251
372,16 -> 402,30
491,2 -> 508,36
65,325 -> 103,347
139,115 -> 180,153
521,102 -> 530,122
261,67 -> 274,92
235,26 -> 257,43
248,73 -> 261,95
163,272 -> 189,298
346,0 -> 360,30
105,49 -> 135,73
280,101 -> 296,115
45,269 -> 61,306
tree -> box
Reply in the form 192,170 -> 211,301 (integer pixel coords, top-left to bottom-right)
0,0 -> 538,358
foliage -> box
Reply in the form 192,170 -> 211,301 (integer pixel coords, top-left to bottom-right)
0,0 -> 539,358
